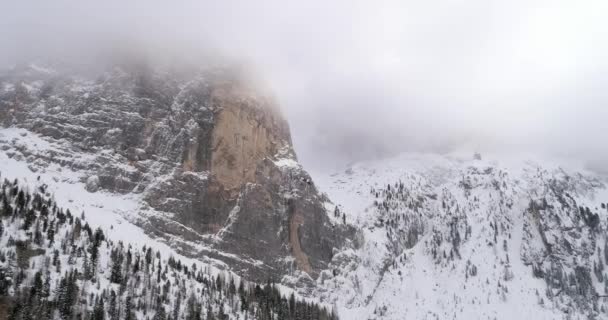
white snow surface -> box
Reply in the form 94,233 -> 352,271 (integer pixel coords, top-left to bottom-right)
0,127 -> 324,309
310,152 -> 608,320
0,127 -> 206,267
3,125 -> 608,320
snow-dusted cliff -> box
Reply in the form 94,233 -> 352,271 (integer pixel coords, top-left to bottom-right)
0,62 -> 353,284
311,152 -> 608,320
2,62 -> 608,320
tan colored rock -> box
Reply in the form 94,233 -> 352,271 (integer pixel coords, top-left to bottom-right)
0,64 -> 355,282
209,83 -> 290,191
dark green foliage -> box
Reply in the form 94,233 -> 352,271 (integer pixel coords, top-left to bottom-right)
0,178 -> 338,320
124,296 -> 135,320
0,266 -> 11,295
110,247 -> 124,284
93,296 -> 106,320
57,269 -> 79,320
108,290 -> 119,320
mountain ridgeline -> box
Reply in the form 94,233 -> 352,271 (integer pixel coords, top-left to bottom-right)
4,62 -> 608,320
313,154 -> 608,319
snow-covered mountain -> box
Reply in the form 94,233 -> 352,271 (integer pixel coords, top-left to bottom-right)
0,176 -> 337,320
0,62 -> 353,285
2,62 -> 608,320
0,62 -> 351,319
310,152 -> 608,319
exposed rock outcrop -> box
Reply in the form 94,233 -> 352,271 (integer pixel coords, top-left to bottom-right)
0,62 -> 354,282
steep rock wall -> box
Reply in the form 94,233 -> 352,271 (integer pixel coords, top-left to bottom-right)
0,63 -> 355,282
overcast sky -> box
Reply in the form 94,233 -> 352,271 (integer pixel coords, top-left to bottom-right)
1,0 -> 608,172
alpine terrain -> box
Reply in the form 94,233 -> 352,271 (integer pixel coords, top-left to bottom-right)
1,63 -> 608,320
311,152 -> 608,320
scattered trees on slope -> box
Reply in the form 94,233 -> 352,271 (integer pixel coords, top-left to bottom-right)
0,177 -> 337,320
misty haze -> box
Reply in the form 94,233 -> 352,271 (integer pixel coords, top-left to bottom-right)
0,1 -> 607,320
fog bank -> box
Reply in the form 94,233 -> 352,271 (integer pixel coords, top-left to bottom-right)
1,0 -> 607,171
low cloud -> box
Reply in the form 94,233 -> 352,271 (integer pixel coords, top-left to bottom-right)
1,0 -> 607,171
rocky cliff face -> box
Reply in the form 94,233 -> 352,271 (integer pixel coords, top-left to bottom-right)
0,63 -> 353,282
312,153 -> 608,319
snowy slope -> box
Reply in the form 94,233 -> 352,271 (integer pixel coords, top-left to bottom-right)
4,115 -> 608,319
0,127 -> 212,269
0,127 -> 336,319
310,152 -> 608,320
0,63 -> 350,284
0,178 -> 336,319
0,128 -> 334,319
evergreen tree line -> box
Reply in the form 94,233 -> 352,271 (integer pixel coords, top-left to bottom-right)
0,177 -> 338,320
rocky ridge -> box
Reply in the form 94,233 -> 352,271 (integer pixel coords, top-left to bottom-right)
311,153 -> 608,319
0,62 -> 353,283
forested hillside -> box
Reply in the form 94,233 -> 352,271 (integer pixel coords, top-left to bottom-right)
0,176 -> 337,320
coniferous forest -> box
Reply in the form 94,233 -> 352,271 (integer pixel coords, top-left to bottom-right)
0,177 -> 338,320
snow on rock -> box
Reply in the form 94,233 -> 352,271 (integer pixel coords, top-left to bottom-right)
85,175 -> 100,192
0,127 -> 335,317
274,157 -> 300,169
0,178 -> 335,319
310,152 -> 608,320
0,63 -> 353,284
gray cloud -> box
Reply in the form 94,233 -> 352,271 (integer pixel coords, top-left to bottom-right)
1,0 -> 607,172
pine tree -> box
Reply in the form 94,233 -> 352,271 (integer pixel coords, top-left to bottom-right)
110,248 -> 124,284
157,259 -> 162,283
34,219 -> 43,246
92,296 -> 106,320
153,303 -> 167,320
605,238 -> 608,265
228,277 -> 236,300
57,270 -> 79,320
185,294 -> 202,320
23,208 -> 35,230
124,296 -> 135,320
218,303 -> 226,320
216,274 -> 222,294
206,306 -> 215,320
47,220 -> 55,246
17,189 -> 26,210
1,197 -> 12,217
52,249 -> 60,272
42,270 -> 51,298
289,293 -> 296,318
173,292 -> 182,320
88,228 -> 104,277
239,281 -> 248,313
145,247 -> 153,270
108,290 -> 119,320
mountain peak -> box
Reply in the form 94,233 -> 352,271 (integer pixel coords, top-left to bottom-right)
0,62 -> 353,282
